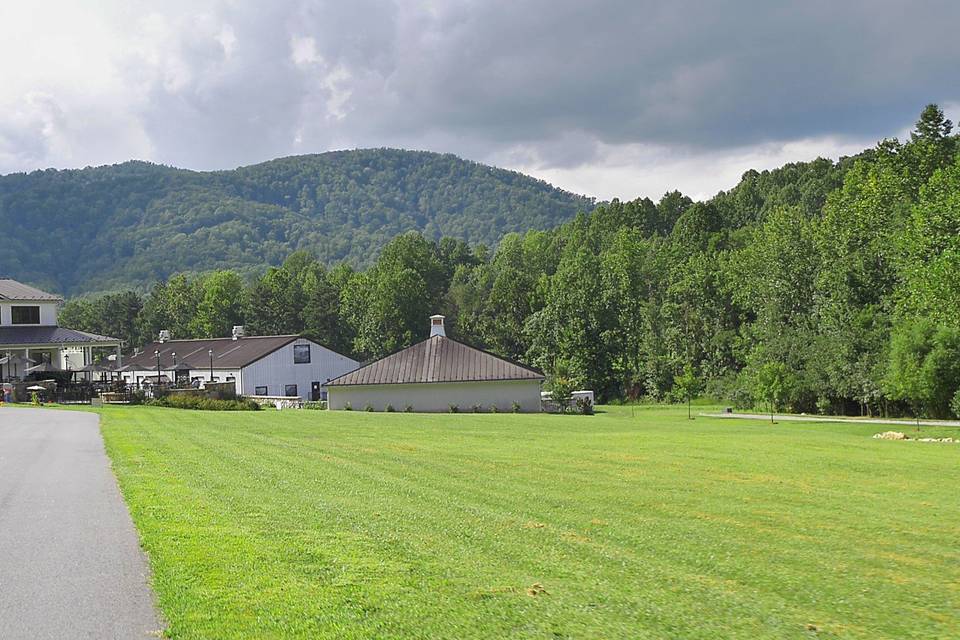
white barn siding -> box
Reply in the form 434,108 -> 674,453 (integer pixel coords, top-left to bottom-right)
0,301 -> 59,326
240,337 -> 358,399
328,379 -> 542,413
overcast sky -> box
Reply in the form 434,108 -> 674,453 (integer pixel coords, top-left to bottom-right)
1,1 -> 958,201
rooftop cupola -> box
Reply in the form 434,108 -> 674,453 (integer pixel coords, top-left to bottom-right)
429,314 -> 446,338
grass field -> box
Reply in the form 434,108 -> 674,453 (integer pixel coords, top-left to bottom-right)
97,405 -> 960,639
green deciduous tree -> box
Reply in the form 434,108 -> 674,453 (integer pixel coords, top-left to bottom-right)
885,319 -> 960,420
896,155 -> 960,325
673,364 -> 701,420
753,362 -> 791,423
191,271 -> 244,338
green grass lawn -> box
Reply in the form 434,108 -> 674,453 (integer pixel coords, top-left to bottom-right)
97,405 -> 960,639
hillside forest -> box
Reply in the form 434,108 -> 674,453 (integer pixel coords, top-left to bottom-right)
60,106 -> 960,419
0,149 -> 592,296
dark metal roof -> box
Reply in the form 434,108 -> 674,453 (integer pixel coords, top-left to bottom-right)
0,326 -> 120,345
0,279 -> 62,301
327,335 -> 544,386
123,335 -> 299,370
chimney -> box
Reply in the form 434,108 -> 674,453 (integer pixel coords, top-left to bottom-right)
429,314 -> 446,338
232,325 -> 245,341
158,329 -> 171,343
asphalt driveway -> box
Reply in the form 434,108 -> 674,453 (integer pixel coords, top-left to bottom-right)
0,407 -> 162,639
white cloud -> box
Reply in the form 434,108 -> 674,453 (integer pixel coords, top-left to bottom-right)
507,136 -> 877,202
0,0 -> 958,202
290,35 -> 320,67
217,25 -> 238,59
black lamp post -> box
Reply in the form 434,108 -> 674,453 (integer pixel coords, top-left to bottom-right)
154,349 -> 160,387
208,349 -> 214,383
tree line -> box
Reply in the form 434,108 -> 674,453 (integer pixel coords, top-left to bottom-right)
61,106 -> 960,419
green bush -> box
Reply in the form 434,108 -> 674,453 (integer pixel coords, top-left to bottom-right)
404,404 -> 414,413
449,404 -> 459,413
343,402 -> 352,411
490,404 -> 500,413
147,394 -> 260,411
303,401 -> 327,410
575,396 -> 594,415
364,403 -> 375,412
705,373 -> 753,410
951,389 -> 960,419
511,401 -> 521,413
471,404 -> 483,413
385,404 -> 395,412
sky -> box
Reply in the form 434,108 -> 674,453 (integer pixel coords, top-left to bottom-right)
1,1 -> 959,202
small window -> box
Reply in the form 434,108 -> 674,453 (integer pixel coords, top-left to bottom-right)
255,386 -> 268,395
284,384 -> 298,397
293,344 -> 311,364
11,306 -> 40,325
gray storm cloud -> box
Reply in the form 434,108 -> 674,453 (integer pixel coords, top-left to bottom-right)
0,0 -> 958,199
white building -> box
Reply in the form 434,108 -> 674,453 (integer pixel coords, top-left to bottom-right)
327,315 -> 544,412
120,330 -> 358,400
0,278 -> 121,376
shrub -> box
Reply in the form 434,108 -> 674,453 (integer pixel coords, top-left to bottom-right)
303,401 -> 327,410
511,401 -> 521,413
147,394 -> 260,411
404,404 -> 414,413
385,404 -> 395,412
575,396 -> 594,415
490,404 -> 500,413
343,402 -> 352,411
952,389 -> 960,419
449,404 -> 459,413
472,404 -> 483,413
364,403 -> 375,412
705,372 -> 753,410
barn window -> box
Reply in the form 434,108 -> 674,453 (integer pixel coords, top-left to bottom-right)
293,344 -> 311,364
255,386 -> 268,395
11,306 -> 40,324
284,384 -> 298,397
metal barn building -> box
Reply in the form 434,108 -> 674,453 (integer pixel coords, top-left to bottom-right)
326,316 -> 544,412
121,332 -> 358,401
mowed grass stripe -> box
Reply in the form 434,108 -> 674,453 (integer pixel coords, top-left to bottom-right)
114,408 -> 952,636
99,406 -> 960,639
157,416 -> 699,635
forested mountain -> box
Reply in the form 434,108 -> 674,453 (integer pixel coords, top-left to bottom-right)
54,106 -> 960,418
0,149 -> 593,295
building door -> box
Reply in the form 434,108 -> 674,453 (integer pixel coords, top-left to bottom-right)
311,381 -> 321,401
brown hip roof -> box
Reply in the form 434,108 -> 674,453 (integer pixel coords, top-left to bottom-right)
327,335 -> 543,386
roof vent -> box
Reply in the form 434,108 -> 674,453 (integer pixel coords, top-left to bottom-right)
429,314 -> 446,338
232,325 -> 245,341
158,329 -> 171,343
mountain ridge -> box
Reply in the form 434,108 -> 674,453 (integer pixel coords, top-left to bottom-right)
0,148 -> 595,296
